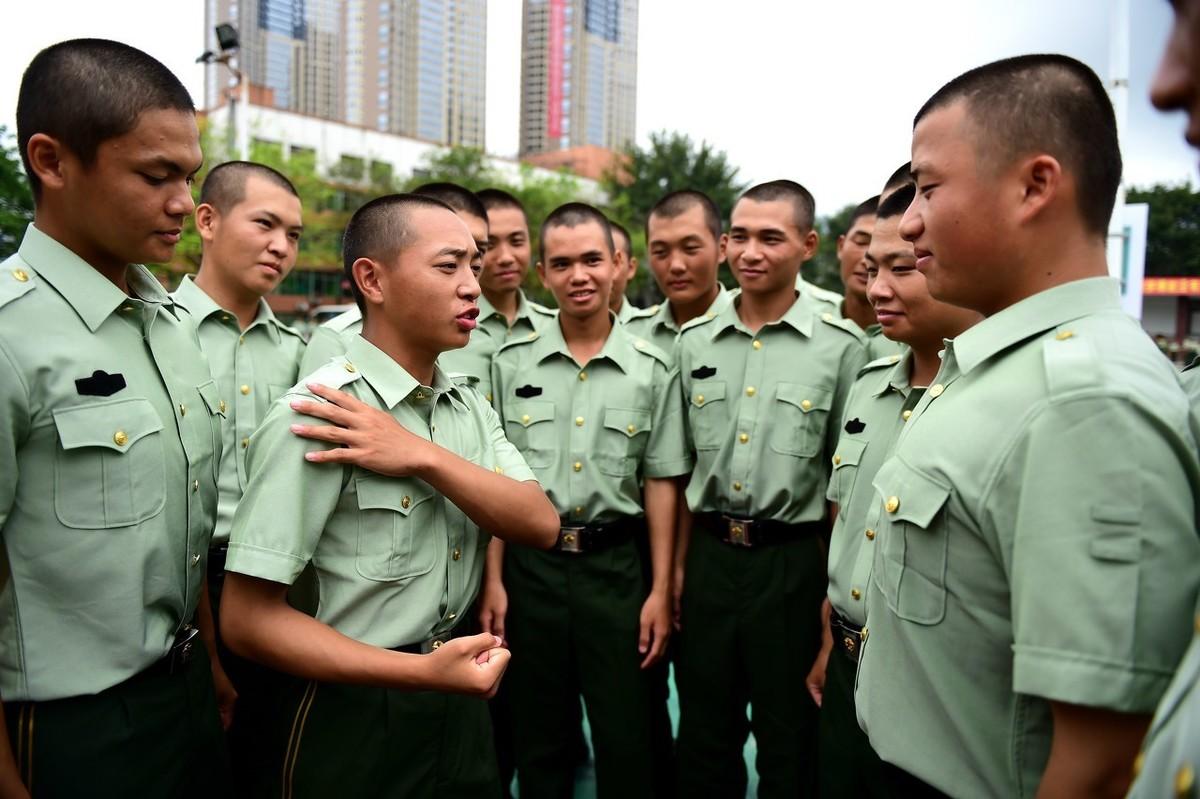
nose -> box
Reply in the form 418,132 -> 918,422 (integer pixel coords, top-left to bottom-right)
493,243 -> 514,266
741,240 -> 762,262
1150,35 -> 1189,112
169,181 -> 196,219
568,262 -> 590,284
899,198 -> 922,243
668,253 -> 687,274
267,228 -> 289,257
866,267 -> 893,305
460,267 -> 481,301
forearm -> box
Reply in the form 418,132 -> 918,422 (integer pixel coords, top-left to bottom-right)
197,578 -> 221,664
484,537 -> 506,586
643,477 -> 679,595
419,448 -> 558,548
675,494 -> 693,575
1036,702 -> 1150,799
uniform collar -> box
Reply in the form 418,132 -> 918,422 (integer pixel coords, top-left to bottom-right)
615,299 -> 638,323
478,289 -> 537,328
949,277 -> 1119,376
18,223 -> 176,333
651,283 -> 730,335
872,350 -> 914,398
344,335 -> 468,411
710,289 -> 813,340
173,274 -> 283,344
531,311 -> 634,374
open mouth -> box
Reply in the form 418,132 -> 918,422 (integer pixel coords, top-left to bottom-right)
567,288 -> 596,302
456,306 -> 480,331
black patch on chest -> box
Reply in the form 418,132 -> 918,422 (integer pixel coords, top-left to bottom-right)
75,370 -> 127,397
515,384 -> 543,398
690,365 -> 717,379
844,418 -> 866,434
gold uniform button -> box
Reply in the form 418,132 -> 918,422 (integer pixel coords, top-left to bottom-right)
634,340 -> 647,350
448,612 -> 457,621
851,588 -> 861,600
800,399 -> 812,411
888,354 -> 901,364
902,410 -> 913,421
695,394 -> 705,405
822,312 -> 833,322
732,481 -> 743,492
113,430 -> 128,446
745,386 -> 756,397
486,393 -> 493,403
12,268 -> 29,282
344,362 -> 357,373
522,414 -> 531,424
752,339 -> 762,350
626,424 -> 636,434
865,528 -> 876,540
578,371 -> 587,381
573,461 -> 583,472
1132,752 -> 1144,779
1055,330 -> 1074,341
1195,613 -> 1200,633
218,400 -> 227,414
574,506 -> 584,515
1177,764 -> 1195,797
401,496 -> 411,509
192,479 -> 200,492
929,384 -> 944,398
861,626 -> 869,641
415,391 -> 426,400
494,466 -> 504,474
240,384 -> 251,395
241,437 -> 249,449
178,403 -> 187,416
885,496 -> 900,513
832,454 -> 841,465
221,314 -> 231,323
452,547 -> 461,561
576,416 -> 585,426
238,336 -> 245,346
740,433 -> 750,444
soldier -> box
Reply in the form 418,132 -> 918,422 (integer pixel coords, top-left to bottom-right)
625,190 -> 733,357
219,193 -> 559,798
804,176 -> 980,798
608,218 -> 641,322
674,180 -> 868,797
854,55 -> 1200,797
490,202 -> 691,798
0,39 -> 228,796
476,188 -> 556,342
827,195 -> 903,361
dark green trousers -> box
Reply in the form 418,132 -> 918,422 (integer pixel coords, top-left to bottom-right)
817,639 -> 890,798
505,536 -> 660,799
263,678 -> 500,799
675,519 -> 826,798
4,642 -> 230,798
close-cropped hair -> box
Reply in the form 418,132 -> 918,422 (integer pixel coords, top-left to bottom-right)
539,202 -> 615,262
199,161 -> 299,213
412,182 -> 488,222
847,196 -> 880,230
647,189 -> 723,244
884,162 -> 913,195
477,187 -> 527,221
609,219 -> 633,259
915,53 -> 1121,236
876,183 -> 916,220
17,38 -> 195,200
737,180 -> 817,234
342,193 -> 456,312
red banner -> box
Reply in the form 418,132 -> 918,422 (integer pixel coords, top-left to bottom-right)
547,0 -> 565,140
1143,277 -> 1200,296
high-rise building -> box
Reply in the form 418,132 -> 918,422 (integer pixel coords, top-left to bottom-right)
204,0 -> 486,148
518,0 -> 638,156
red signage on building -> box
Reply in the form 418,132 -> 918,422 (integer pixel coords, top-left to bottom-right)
1143,277 -> 1200,296
547,0 -> 565,140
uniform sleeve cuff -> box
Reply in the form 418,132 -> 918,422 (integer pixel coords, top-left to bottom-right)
224,543 -> 308,586
643,456 -> 694,479
1013,645 -> 1174,713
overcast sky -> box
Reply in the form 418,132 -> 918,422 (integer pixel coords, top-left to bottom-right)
2,0 -> 1194,214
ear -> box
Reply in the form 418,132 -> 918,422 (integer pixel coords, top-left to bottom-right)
612,248 -> 627,274
627,255 -> 638,279
1016,154 -> 1062,225
25,133 -> 67,193
535,261 -> 547,287
195,203 -> 219,243
835,233 -> 846,257
353,257 -> 386,309
719,233 -> 729,262
800,229 -> 820,262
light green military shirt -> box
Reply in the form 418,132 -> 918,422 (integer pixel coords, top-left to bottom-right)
797,275 -> 844,313
614,298 -> 640,324
226,334 -> 535,648
677,292 -> 868,523
809,288 -> 902,362
172,275 -> 304,543
624,284 -> 733,356
440,289 -> 554,402
855,278 -> 1200,798
0,225 -> 222,700
825,350 -> 919,627
1183,357 -> 1200,407
491,314 -> 693,524
298,306 -> 362,376
1128,619 -> 1200,799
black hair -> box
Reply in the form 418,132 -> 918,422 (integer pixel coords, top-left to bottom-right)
412,182 -> 488,223
342,193 -> 456,312
647,189 -> 722,244
914,54 -> 1121,236
539,202 -> 615,263
736,180 -> 817,233
847,196 -> 880,230
608,218 -> 633,259
884,162 -> 913,196
17,39 -> 194,200
199,161 -> 299,213
876,183 -> 916,220
477,187 -> 527,222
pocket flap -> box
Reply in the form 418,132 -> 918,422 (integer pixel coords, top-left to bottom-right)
832,438 -> 867,470
197,379 -> 226,417
691,380 -> 725,407
356,476 -> 435,517
776,382 -> 833,414
53,398 -> 164,452
873,459 -> 951,528
511,400 -> 555,428
603,407 -> 651,437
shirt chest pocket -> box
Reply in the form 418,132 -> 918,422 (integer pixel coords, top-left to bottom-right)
354,476 -> 439,582
596,407 -> 652,477
770,383 -> 833,458
52,398 -> 167,529
872,461 -> 951,625
826,438 -> 867,519
504,401 -> 556,469
688,381 -> 727,451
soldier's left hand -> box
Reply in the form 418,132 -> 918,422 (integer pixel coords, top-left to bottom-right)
289,383 -> 435,476
639,590 -> 671,669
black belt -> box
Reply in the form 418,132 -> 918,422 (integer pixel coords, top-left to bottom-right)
553,516 -> 640,555
139,626 -> 203,679
830,609 -> 865,663
698,512 -> 824,548
391,623 -> 469,655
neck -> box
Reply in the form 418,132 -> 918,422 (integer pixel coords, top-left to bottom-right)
985,231 -> 1109,316
670,283 -> 721,328
841,292 -> 876,331
194,264 -> 261,329
33,213 -> 129,293
484,286 -> 520,325
361,313 -> 437,386
559,309 -> 612,366
736,286 -> 797,334
610,295 -> 624,314
908,340 -> 944,386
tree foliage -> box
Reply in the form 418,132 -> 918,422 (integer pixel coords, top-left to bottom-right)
0,127 -> 34,258
806,202 -> 858,294
1127,183 -> 1200,277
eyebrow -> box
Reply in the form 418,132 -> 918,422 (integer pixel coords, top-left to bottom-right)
435,246 -> 469,259
144,156 -> 203,177
253,209 -> 304,232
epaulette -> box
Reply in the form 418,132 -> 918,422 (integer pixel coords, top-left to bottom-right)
630,336 -> 672,367
801,279 -> 845,307
628,303 -> 660,321
679,310 -> 719,335
818,311 -> 867,342
293,356 -> 364,397
857,352 -> 902,378
498,329 -> 540,353
447,372 -> 480,389
0,263 -> 37,312
1042,325 -> 1100,398
322,308 -> 363,333
528,300 -> 556,317
276,320 -> 307,340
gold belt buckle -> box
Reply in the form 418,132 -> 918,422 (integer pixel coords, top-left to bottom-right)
723,516 -> 754,547
558,526 -> 585,553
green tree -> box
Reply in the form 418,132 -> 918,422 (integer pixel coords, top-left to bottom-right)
1127,183 -> 1200,276
805,202 -> 858,294
0,127 -> 34,257
404,146 -> 498,192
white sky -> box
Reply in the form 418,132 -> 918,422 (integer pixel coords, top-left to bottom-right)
2,0 -> 1195,214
